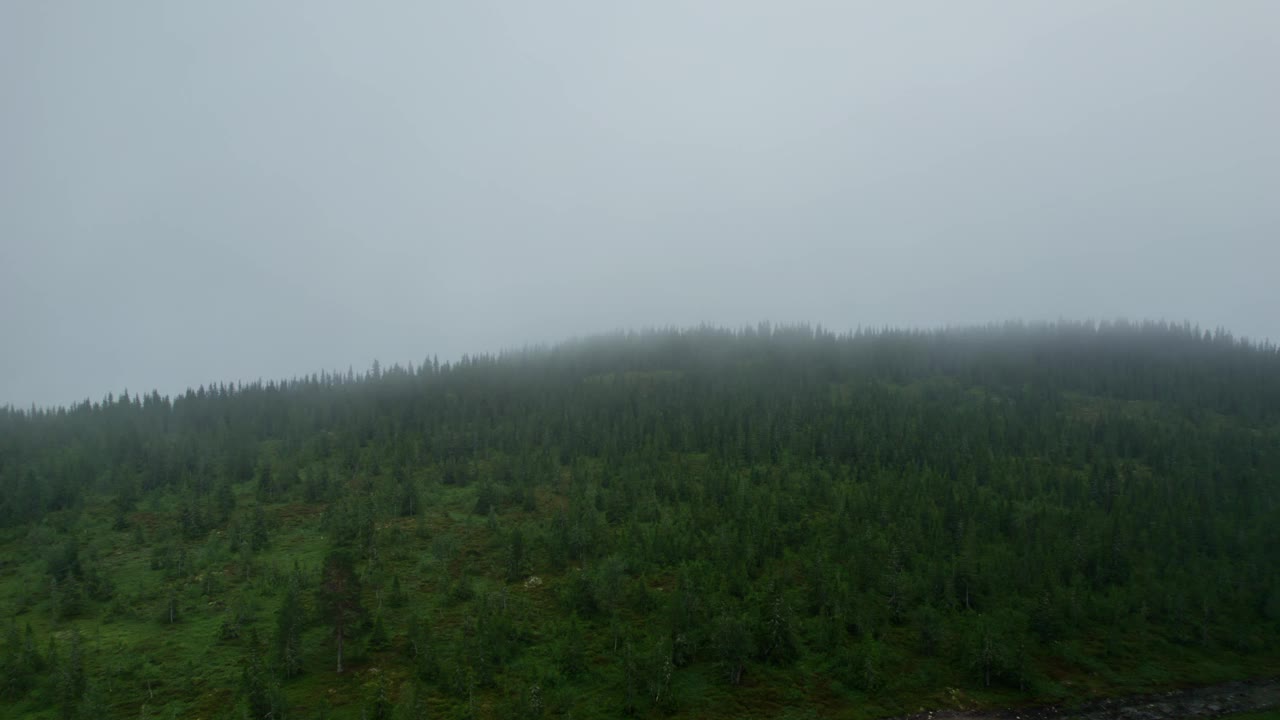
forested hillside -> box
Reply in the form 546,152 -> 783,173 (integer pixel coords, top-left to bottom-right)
1,321 -> 1278,719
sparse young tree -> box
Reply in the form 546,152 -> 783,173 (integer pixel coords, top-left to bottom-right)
274,577 -> 305,679
318,551 -> 364,674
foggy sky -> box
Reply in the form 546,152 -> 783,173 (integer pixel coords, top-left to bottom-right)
3,1 -> 1278,408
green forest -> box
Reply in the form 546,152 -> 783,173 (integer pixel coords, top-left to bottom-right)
1,320 -> 1277,719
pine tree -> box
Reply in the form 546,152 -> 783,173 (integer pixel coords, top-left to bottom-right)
241,630 -> 286,719
318,551 -> 364,673
369,613 -> 390,651
57,629 -> 86,720
274,577 -> 305,679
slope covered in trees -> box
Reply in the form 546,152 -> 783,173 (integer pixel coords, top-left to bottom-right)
1,321 -> 1278,719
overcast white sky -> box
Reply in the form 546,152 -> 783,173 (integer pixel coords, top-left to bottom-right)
2,1 -> 1278,408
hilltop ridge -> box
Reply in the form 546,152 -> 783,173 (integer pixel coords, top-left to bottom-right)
1,320 -> 1278,719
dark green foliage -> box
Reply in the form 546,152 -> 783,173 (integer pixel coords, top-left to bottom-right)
405,613 -> 440,682
841,636 -> 885,693
710,604 -> 753,686
162,586 -> 180,624
553,614 -> 588,680
469,589 -> 522,671
241,631 -> 288,719
389,574 -> 406,609
367,672 -> 393,720
46,538 -> 82,582
81,559 -> 115,602
321,497 -> 374,550
48,576 -> 85,619
960,608 -> 1035,689
504,527 -> 526,583
274,577 -> 305,679
369,613 -> 390,651
754,592 -> 799,666
318,550 -> 364,674
473,483 -> 498,516
250,506 -> 270,551
56,629 -> 86,720
620,636 -> 675,716
215,480 -> 237,523
221,593 -> 258,642
561,568 -> 598,617
0,623 -> 44,699
914,604 -> 945,656
0,322 -> 1278,717
394,679 -> 430,720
